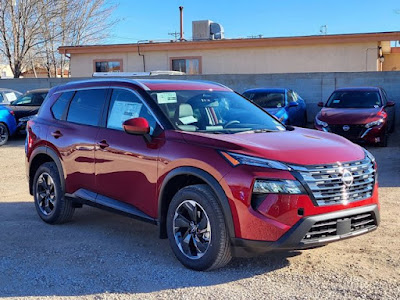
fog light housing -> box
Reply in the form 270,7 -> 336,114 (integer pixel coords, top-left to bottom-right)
253,179 -> 304,194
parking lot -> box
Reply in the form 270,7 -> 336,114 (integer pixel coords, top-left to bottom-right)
0,133 -> 399,300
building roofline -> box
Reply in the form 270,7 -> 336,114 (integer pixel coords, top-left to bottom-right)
58,31 -> 400,54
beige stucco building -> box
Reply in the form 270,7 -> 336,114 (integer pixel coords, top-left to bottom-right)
59,31 -> 400,77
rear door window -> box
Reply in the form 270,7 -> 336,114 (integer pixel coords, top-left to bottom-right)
51,91 -> 75,120
67,89 -> 108,126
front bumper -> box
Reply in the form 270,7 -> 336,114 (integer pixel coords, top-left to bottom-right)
232,204 -> 379,256
315,123 -> 386,144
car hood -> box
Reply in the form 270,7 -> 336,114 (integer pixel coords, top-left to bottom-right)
179,127 -> 365,166
318,107 -> 382,124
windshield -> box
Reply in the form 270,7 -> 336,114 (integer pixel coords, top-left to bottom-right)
148,90 -> 286,133
243,91 -> 285,108
12,92 -> 48,106
326,91 -> 382,108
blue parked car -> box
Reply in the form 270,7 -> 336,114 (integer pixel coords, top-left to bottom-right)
0,105 -> 17,146
242,88 -> 307,127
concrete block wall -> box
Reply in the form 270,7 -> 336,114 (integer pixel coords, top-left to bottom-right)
1,71 -> 400,124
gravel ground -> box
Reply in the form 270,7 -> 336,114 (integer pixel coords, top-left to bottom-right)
0,133 -> 399,300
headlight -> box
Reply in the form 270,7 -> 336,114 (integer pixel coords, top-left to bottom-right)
315,116 -> 328,127
365,119 -> 384,128
220,151 -> 291,170
253,179 -> 304,194
19,115 -> 36,122
364,148 -> 375,163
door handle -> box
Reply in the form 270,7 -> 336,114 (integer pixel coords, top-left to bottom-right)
51,130 -> 63,139
97,140 -> 109,149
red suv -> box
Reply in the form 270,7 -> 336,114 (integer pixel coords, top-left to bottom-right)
26,79 -> 380,270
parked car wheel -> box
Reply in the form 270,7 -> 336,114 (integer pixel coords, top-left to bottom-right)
166,184 -> 232,271
0,123 -> 9,146
33,162 -> 75,224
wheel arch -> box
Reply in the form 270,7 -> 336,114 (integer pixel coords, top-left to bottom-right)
29,146 -> 65,195
158,166 -> 235,240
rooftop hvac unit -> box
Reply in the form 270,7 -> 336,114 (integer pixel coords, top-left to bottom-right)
192,20 -> 224,41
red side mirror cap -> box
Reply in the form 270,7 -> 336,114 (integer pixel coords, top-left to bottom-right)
123,117 -> 150,135
318,102 -> 324,107
386,101 -> 395,107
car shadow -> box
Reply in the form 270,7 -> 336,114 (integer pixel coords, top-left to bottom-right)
0,201 -> 299,297
364,130 -> 400,188
2,133 -> 26,148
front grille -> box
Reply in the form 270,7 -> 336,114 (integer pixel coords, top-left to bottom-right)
302,212 -> 377,242
293,157 -> 375,206
328,124 -> 366,139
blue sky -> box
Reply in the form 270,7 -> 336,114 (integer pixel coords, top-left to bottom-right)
108,0 -> 400,43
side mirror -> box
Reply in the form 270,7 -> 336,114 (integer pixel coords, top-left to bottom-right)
386,101 -> 395,107
318,102 -> 324,107
123,117 -> 151,141
288,101 -> 299,107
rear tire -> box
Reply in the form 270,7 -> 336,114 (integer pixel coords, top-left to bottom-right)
166,184 -> 232,271
33,162 -> 75,224
0,123 -> 9,146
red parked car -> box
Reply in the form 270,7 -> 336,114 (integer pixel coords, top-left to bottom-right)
26,79 -> 379,270
315,87 -> 395,146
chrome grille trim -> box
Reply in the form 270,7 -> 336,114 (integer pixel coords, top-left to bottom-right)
291,157 -> 376,206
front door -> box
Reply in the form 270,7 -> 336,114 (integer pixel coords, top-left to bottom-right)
95,88 -> 162,218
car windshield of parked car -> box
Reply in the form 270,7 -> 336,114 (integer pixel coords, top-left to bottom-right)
148,90 -> 286,133
243,92 -> 286,108
326,91 -> 382,108
12,92 -> 47,106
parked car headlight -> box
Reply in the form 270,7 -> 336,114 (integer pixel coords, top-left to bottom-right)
19,115 -> 36,122
315,116 -> 328,127
220,151 -> 291,170
253,179 -> 304,194
365,119 -> 384,128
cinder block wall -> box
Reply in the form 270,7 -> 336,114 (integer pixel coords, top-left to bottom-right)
1,71 -> 400,123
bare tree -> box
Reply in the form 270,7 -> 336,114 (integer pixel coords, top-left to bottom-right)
0,0 -> 117,78
0,0 -> 61,78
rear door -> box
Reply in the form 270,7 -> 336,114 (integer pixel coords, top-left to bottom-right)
47,88 -> 109,195
95,88 -> 162,218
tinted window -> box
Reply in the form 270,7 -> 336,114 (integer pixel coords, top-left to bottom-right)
287,91 -> 294,103
0,93 -> 4,103
51,92 -> 74,120
381,89 -> 388,106
107,89 -> 157,134
326,91 -> 382,108
67,89 -> 107,126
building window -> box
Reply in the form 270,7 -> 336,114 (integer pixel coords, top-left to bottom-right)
171,57 -> 201,74
94,60 -> 123,72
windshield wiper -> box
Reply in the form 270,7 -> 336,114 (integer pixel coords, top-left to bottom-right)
236,129 -> 277,134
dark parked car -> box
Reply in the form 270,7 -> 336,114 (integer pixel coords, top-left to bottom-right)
315,87 -> 395,146
26,79 -> 379,270
243,88 -> 307,126
7,88 -> 49,132
0,88 -> 22,104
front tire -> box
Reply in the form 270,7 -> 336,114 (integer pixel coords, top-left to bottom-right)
0,123 -> 9,146
166,184 -> 232,271
33,162 -> 75,224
